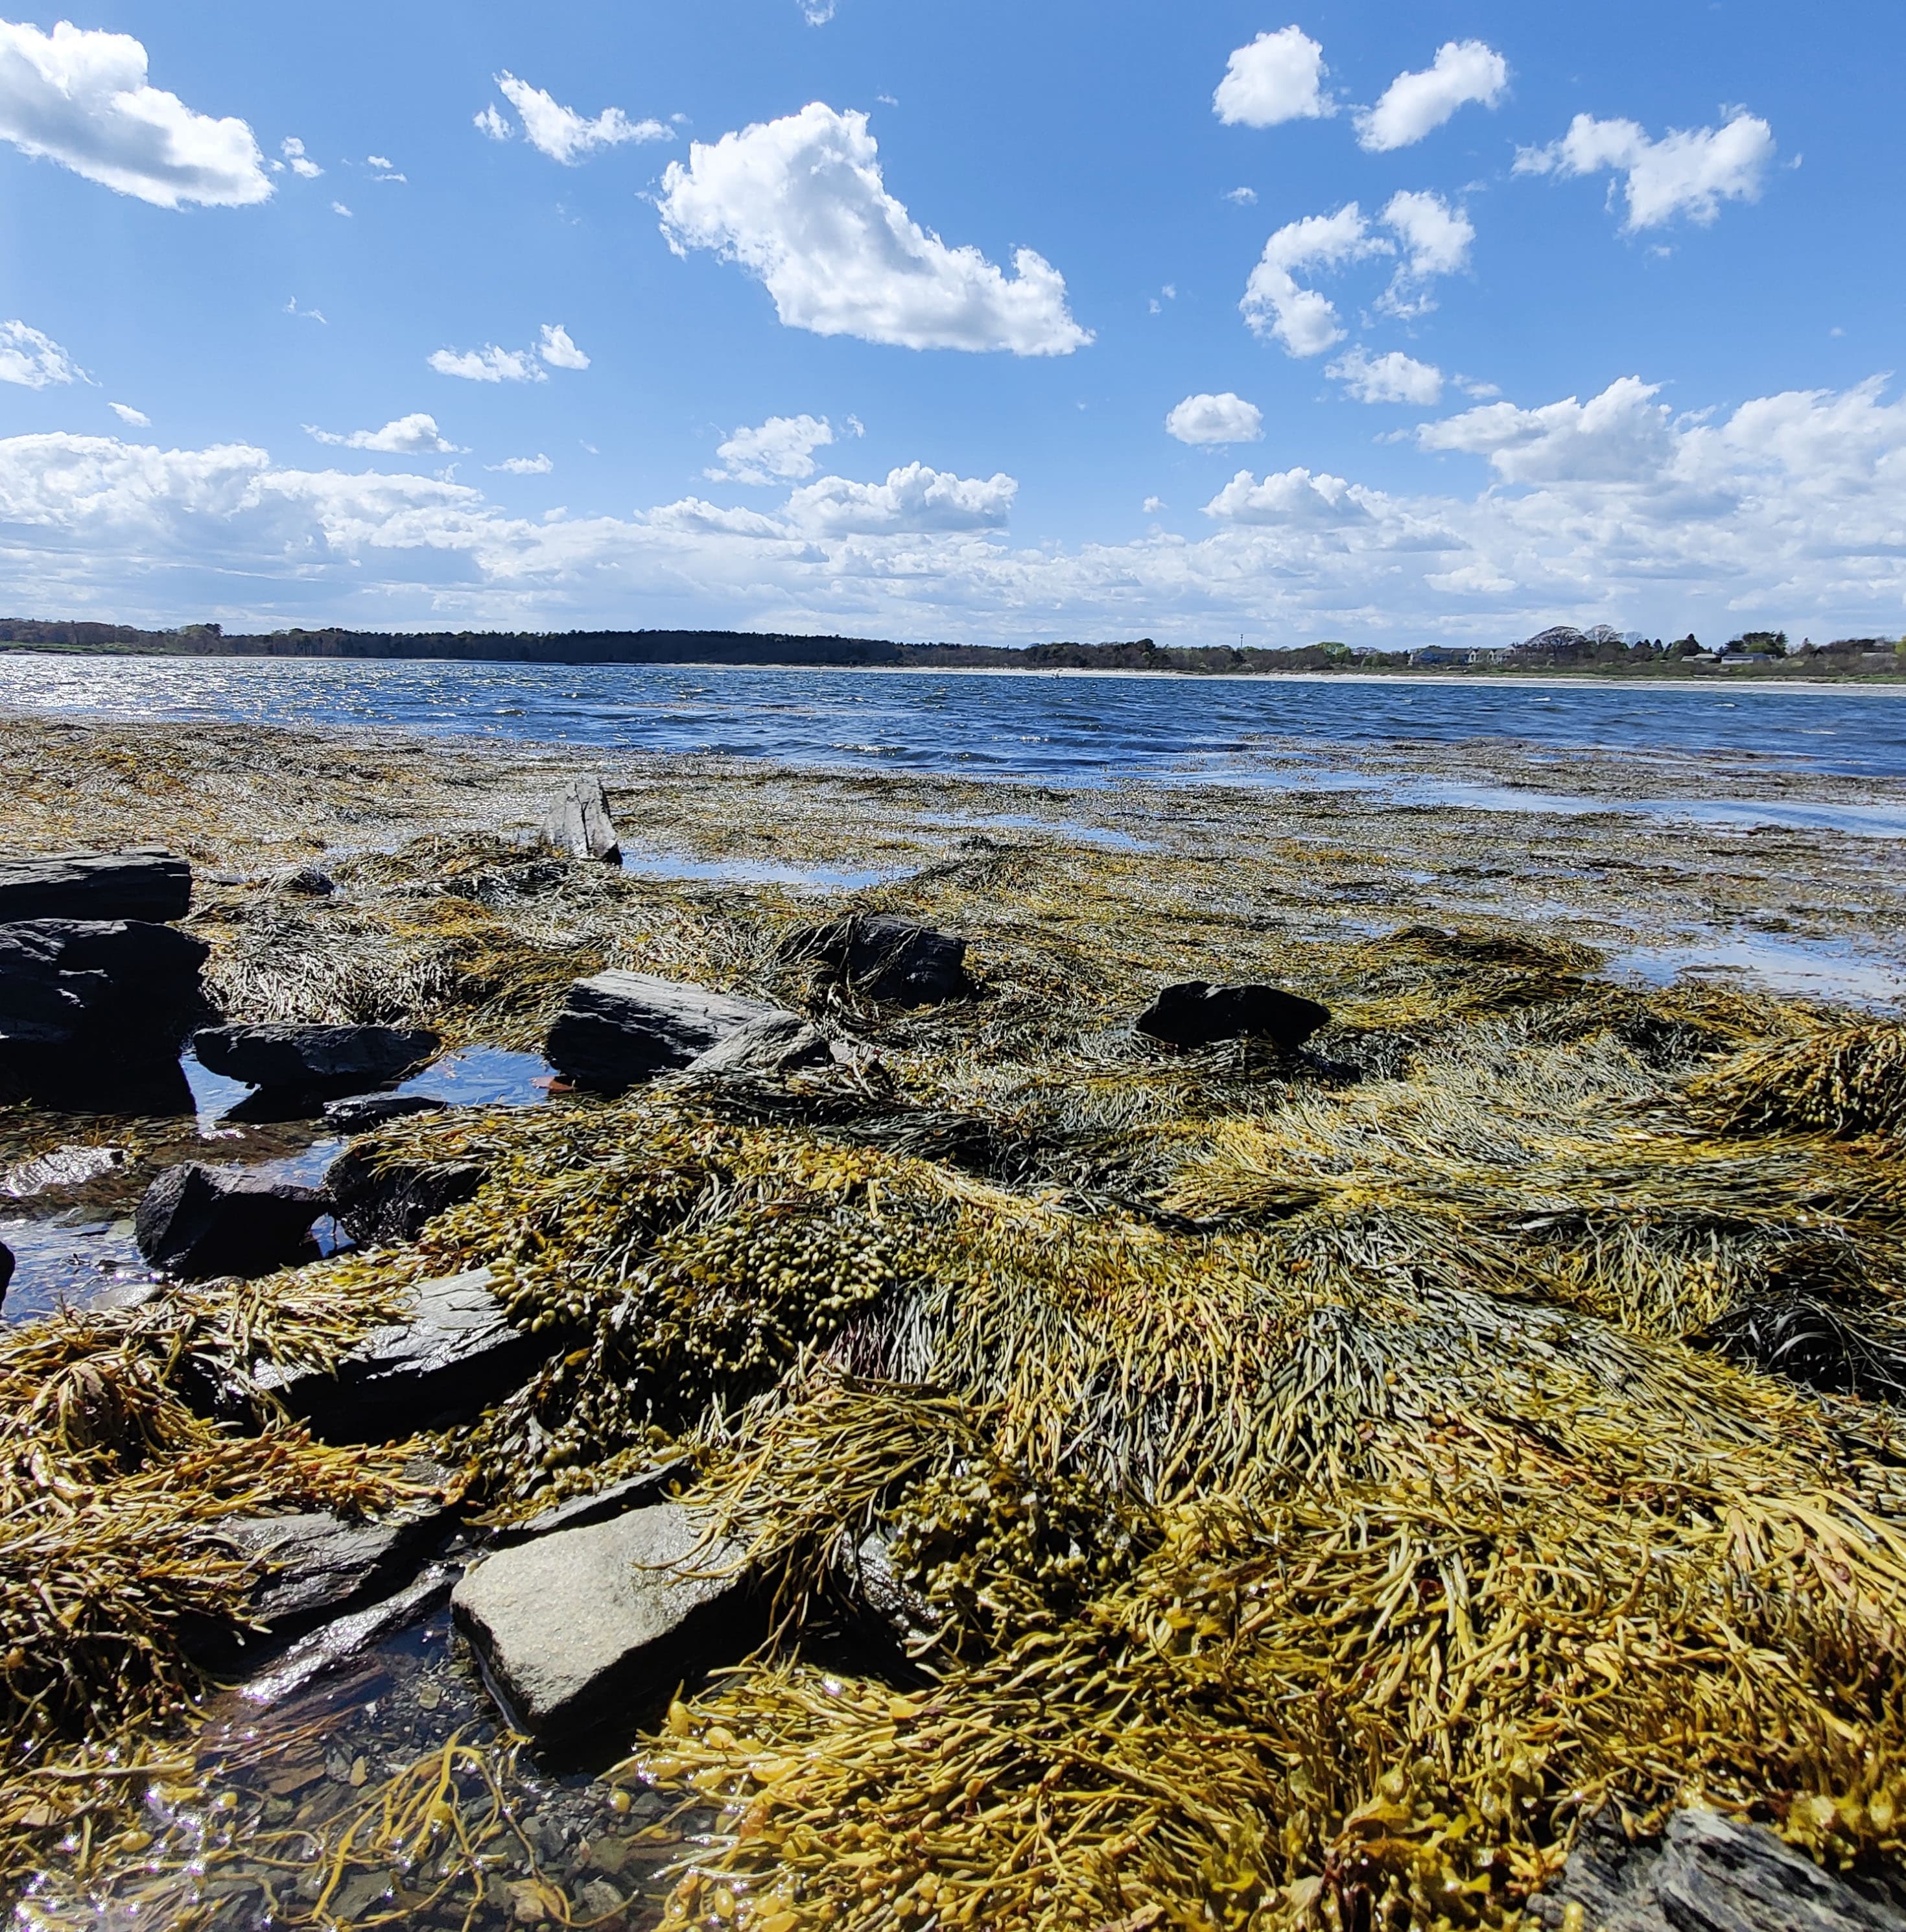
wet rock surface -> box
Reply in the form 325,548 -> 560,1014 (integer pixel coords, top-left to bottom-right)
780,911 -> 971,1004
248,1267 -> 545,1443
322,1091 -> 449,1135
545,969 -> 778,1089
453,1501 -> 755,1744
326,1142 -> 487,1245
1135,978 -> 1331,1050
545,775 -> 622,864
192,1022 -> 440,1094
134,1161 -> 327,1280
1526,1808 -> 1906,1931
0,847 -> 193,924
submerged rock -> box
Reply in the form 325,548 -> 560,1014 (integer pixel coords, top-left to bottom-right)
453,1502 -> 755,1743
134,1162 -> 327,1280
0,847 -> 193,924
237,1564 -> 456,1705
0,918 -> 209,1101
545,776 -> 622,864
1135,980 -> 1330,1051
679,1009 -> 834,1079
248,1266 -> 544,1443
1525,1806 -> 1906,1931
779,912 -> 971,1004
322,1091 -> 449,1134
326,1142 -> 486,1245
545,970 -> 778,1090
192,1022 -> 439,1093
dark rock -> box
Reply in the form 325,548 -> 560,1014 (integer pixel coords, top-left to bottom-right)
326,1143 -> 486,1245
1135,980 -> 1330,1051
217,1502 -> 452,1633
679,1011 -> 834,1079
134,1162 -> 327,1280
779,913 -> 971,1004
322,1092 -> 449,1135
0,919 -> 208,1101
0,1240 -> 12,1305
237,1564 -> 456,1706
274,864 -> 336,897
192,1022 -> 439,1093
545,971 -> 778,1090
1526,1806 -> 1906,1932
452,1502 -> 755,1743
545,777 -> 621,864
249,1267 -> 545,1443
0,848 -> 192,924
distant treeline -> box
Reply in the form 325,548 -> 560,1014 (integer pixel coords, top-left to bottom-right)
0,620 -> 1328,676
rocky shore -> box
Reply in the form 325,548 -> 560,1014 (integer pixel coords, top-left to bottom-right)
3,715 -> 1906,1931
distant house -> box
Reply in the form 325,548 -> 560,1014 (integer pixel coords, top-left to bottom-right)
1409,645 -> 1473,666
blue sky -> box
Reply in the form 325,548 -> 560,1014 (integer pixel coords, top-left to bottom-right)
0,0 -> 1901,647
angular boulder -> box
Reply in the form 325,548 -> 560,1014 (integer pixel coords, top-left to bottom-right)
545,971 -> 777,1090
322,1092 -> 449,1135
679,1010 -> 833,1080
192,1022 -> 439,1093
1525,1806 -> 1906,1931
779,913 -> 971,1005
134,1162 -> 327,1280
1135,980 -> 1330,1052
545,777 -> 622,865
249,1267 -> 544,1443
0,848 -> 192,925
217,1502 -> 451,1634
325,1143 -> 486,1245
453,1502 -> 754,1742
0,919 -> 209,1101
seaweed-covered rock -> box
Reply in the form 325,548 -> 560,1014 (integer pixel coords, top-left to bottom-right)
134,1162 -> 327,1280
1135,980 -> 1330,1051
545,777 -> 622,864
545,971 -> 778,1090
779,913 -> 971,1005
0,848 -> 192,924
0,918 -> 209,1101
322,1092 -> 449,1135
1525,1806 -> 1906,1931
248,1267 -> 545,1443
325,1142 -> 486,1245
192,1022 -> 439,1093
680,1010 -> 834,1079
453,1502 -> 755,1743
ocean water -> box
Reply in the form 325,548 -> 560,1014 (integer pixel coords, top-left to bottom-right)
3,652 -> 1905,784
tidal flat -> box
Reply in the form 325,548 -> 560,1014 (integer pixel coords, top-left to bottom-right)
4,711 -> 1906,1932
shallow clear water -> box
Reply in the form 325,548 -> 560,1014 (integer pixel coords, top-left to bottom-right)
5,653 -> 1906,783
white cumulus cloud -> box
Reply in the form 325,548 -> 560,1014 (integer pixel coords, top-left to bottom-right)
489,71 -> 670,164
1356,41 -> 1508,152
281,135 -> 321,179
305,414 -> 462,455
1377,188 -> 1475,316
782,462 -> 1017,536
1240,204 -> 1387,356
473,104 -> 510,143
1328,348 -> 1444,405
108,401 -> 148,425
1164,393 -> 1264,445
709,414 -> 838,485
0,320 -> 84,388
0,18 -> 271,208
1417,376 -> 1676,483
428,344 -> 546,384
1515,110 -> 1776,230
537,324 -> 589,370
488,454 -> 554,475
1213,27 -> 1334,128
655,102 -> 1089,355
1204,466 -> 1368,526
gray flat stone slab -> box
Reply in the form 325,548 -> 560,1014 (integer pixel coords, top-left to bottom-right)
453,1502 -> 753,1741
545,777 -> 621,864
252,1267 -> 544,1443
680,1011 -> 832,1080
545,970 -> 777,1089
